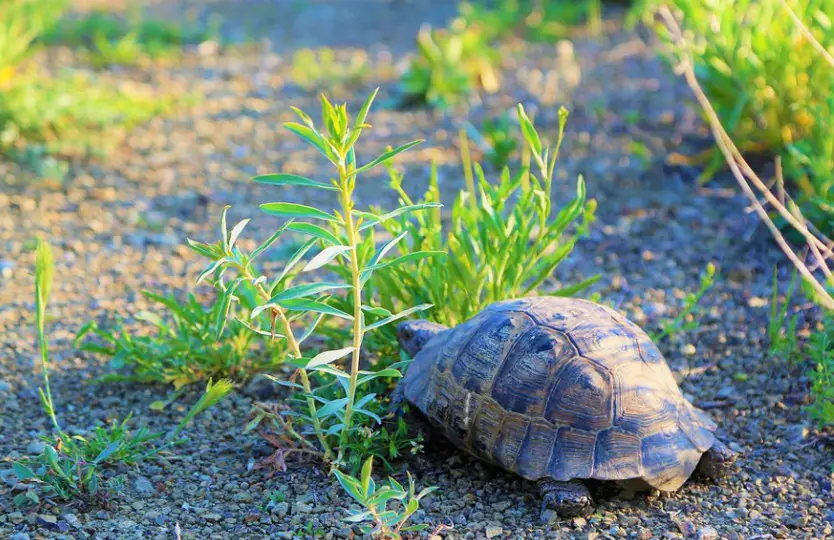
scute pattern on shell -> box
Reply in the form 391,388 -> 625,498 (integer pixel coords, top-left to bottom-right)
403,297 -> 717,492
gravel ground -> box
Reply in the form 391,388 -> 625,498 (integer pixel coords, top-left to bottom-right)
1,1 -> 833,539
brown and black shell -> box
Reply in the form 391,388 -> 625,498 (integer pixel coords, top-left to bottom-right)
402,296 -> 717,491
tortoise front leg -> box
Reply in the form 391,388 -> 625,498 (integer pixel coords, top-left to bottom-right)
538,478 -> 594,520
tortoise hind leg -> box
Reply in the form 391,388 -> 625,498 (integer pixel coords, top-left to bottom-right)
538,478 -> 594,520
695,439 -> 738,480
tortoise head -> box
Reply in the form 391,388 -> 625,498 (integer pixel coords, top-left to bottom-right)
397,320 -> 448,357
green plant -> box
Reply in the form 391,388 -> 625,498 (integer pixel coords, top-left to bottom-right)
0,70 -> 180,157
465,111 -> 520,171
371,105 -> 597,328
333,457 -> 437,540
0,0 -> 68,78
459,0 -> 602,42
42,10 -> 219,67
11,240 -> 233,504
76,283 -> 286,389
291,48 -> 371,93
652,262 -> 717,342
634,0 -> 834,232
768,267 -> 800,360
399,18 -> 500,109
189,90 -> 442,468
806,315 -> 834,425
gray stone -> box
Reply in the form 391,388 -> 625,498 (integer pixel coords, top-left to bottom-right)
134,476 -> 155,497
10,533 -> 30,540
27,440 -> 45,455
485,525 -> 503,538
697,526 -> 718,540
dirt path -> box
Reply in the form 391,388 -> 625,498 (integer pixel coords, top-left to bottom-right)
1,1 -> 831,538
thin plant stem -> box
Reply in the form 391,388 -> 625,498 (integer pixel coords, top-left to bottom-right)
459,128 -> 478,213
235,262 -> 333,461
337,162 -> 364,466
34,240 -> 63,437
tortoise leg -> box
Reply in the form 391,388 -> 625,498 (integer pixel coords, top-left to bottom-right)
695,439 -> 738,480
538,478 -> 593,520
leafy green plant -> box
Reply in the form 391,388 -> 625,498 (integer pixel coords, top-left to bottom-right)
399,18 -> 500,109
291,48 -> 371,93
0,0 -> 67,78
371,104 -> 597,328
768,267 -> 800,361
333,456 -> 437,540
12,240 -> 233,505
806,315 -> 834,426
76,283 -> 286,389
634,0 -> 834,232
652,262 -> 717,342
42,10 -> 220,67
188,89 -> 442,468
0,71 -> 180,157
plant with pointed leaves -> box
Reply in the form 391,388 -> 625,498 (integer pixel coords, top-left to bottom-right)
370,104 -> 597,328
187,89 -> 444,466
333,456 -> 437,540
12,240 -> 232,505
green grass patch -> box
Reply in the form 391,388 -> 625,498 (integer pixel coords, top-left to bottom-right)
634,0 -> 834,233
42,10 -> 220,67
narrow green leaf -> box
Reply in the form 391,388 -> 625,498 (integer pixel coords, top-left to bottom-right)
287,222 -> 341,246
12,462 -> 37,480
220,205 -> 230,254
350,140 -> 423,177
363,303 -> 433,332
354,88 -> 379,131
260,202 -> 340,223
254,173 -> 338,191
215,279 -> 241,340
272,239 -> 317,292
332,469 -> 365,504
93,440 -> 122,464
517,104 -> 542,156
272,282 -> 350,302
250,220 -> 293,262
306,346 -> 354,369
315,397 -> 349,419
281,298 -> 353,320
228,218 -> 250,250
285,122 -> 335,162
303,245 -> 353,271
361,250 -> 446,274
357,203 -> 443,231
360,456 -> 374,496
196,258 -> 228,285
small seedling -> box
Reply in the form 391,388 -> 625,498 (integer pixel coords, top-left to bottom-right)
12,240 -> 232,505
333,457 -> 437,540
768,267 -> 800,361
652,262 -> 717,342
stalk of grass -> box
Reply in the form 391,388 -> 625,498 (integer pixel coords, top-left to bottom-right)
34,239 -> 62,436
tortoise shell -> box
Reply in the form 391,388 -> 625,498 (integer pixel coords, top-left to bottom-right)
402,296 -> 717,491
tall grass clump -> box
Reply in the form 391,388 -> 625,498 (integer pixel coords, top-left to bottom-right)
634,0 -> 834,232
11,240 -> 232,505
369,105 -> 597,329
189,90 -> 443,471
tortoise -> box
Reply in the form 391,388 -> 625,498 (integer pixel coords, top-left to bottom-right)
394,296 -> 736,518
